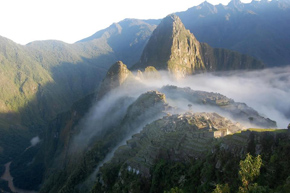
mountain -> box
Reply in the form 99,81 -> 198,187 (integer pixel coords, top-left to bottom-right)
9,61 -> 278,192
0,36 -> 106,165
0,2 -> 289,192
94,126 -> 290,192
0,18 -> 156,166
133,14 -> 264,78
97,61 -> 133,99
78,19 -> 159,67
176,0 -> 290,66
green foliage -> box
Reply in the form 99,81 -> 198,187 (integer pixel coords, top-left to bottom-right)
0,179 -> 12,193
164,187 -> 184,193
0,18 -> 155,170
212,184 -> 230,193
0,126 -> 33,164
92,130 -> 290,193
10,145 -> 44,190
238,154 -> 262,192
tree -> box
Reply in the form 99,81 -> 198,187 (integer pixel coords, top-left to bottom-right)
164,187 -> 184,193
238,154 -> 262,193
212,184 -> 230,193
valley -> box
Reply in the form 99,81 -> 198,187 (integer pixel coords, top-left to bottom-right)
0,0 -> 290,192
1,162 -> 37,193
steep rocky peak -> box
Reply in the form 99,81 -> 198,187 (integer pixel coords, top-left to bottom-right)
104,61 -> 132,86
159,14 -> 193,39
97,61 -> 132,99
133,14 -> 205,78
162,14 -> 182,29
107,61 -> 129,76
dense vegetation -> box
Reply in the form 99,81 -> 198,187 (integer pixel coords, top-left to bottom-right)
0,179 -> 11,193
92,130 -> 290,193
1,1 -> 290,192
0,18 -> 156,166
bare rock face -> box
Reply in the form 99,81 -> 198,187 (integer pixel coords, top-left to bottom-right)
168,15 -> 206,77
97,61 -> 132,99
133,14 -> 205,78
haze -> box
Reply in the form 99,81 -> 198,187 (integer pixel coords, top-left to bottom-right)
72,66 -> 289,156
0,0 -> 252,45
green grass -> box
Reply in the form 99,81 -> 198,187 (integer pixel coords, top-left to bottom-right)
247,128 -> 287,133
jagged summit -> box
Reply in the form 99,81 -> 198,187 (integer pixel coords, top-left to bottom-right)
196,1 -> 218,14
133,14 -> 205,78
132,14 -> 264,78
97,61 -> 132,99
228,0 -> 244,10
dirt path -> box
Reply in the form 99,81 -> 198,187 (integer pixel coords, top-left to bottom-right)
1,162 -> 37,193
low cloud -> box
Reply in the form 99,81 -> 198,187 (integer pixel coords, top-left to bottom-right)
30,136 -> 40,147
174,67 -> 290,128
72,66 -> 290,154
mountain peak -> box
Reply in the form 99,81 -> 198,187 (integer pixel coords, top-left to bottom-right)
132,14 -> 205,78
199,1 -> 215,7
97,61 -> 132,99
228,0 -> 244,9
157,14 -> 187,36
162,14 -> 180,23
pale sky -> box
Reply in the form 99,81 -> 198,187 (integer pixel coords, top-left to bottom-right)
0,0 -> 252,45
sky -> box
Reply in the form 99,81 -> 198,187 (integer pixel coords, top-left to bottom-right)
0,0 -> 252,45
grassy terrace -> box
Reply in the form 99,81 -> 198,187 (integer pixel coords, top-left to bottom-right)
232,128 -> 287,134
247,128 -> 287,132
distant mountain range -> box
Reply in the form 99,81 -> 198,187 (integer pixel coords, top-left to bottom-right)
176,0 -> 290,66
0,19 -> 155,164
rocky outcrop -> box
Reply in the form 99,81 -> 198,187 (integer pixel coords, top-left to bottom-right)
97,61 -> 132,99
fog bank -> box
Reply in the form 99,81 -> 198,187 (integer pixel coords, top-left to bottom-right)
73,66 -> 290,153
176,67 -> 290,128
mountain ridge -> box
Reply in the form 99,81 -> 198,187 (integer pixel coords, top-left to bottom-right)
176,0 -> 290,66
0,18 -> 156,165
0,1 -> 289,192
133,14 -> 264,78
